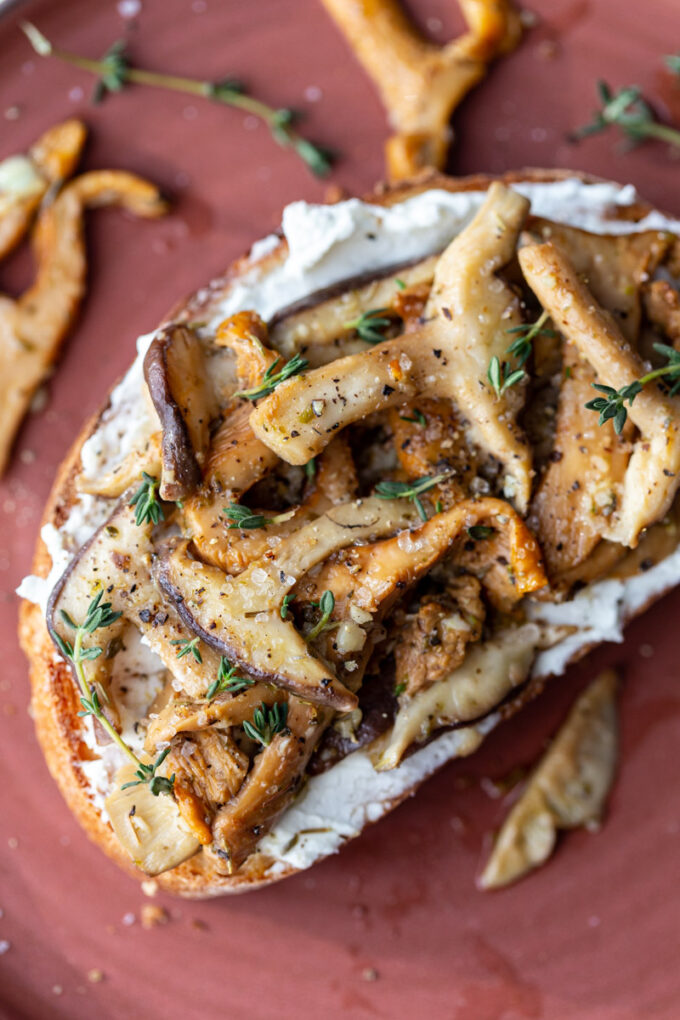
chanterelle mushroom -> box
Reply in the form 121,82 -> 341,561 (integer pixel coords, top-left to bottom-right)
520,241 -> 680,547
250,183 -> 533,512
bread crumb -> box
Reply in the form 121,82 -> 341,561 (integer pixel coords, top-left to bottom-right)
362,967 -> 379,982
121,912 -> 136,926
7,838 -> 18,849
191,918 -> 209,931
87,969 -> 104,983
0,940 -> 10,955
141,904 -> 169,930
141,879 -> 159,897
52,986 -> 63,996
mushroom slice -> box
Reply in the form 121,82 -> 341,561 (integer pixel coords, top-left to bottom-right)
374,623 -> 541,771
168,729 -> 249,844
320,0 -> 521,180
212,698 -> 331,871
144,325 -> 217,500
106,763 -> 201,876
529,342 -> 633,581
78,432 -> 162,498
47,497 -> 222,700
157,498 -> 421,709
479,669 -> 618,890
644,280 -> 680,346
145,685 -> 286,749
520,241 -> 680,547
213,310 -> 278,390
527,221 -> 671,343
0,118 -> 87,259
270,256 -> 438,359
251,183 -> 533,512
0,169 -> 167,476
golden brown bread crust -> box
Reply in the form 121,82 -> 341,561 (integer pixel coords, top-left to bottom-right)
18,168 -> 664,897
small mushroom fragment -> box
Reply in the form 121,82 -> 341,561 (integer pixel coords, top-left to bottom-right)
0,118 -> 87,259
251,183 -> 533,512
320,0 -> 521,180
105,762 -> 201,876
479,669 -> 619,890
374,623 -> 541,771
520,241 -> 680,547
644,279 -> 680,346
47,496 -> 223,699
270,256 -> 438,359
212,698 -> 331,871
78,432 -> 162,498
157,497 -> 420,709
213,309 -> 278,388
167,729 -> 249,844
0,169 -> 167,476
144,325 -> 217,500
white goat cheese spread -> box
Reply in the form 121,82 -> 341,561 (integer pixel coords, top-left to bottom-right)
17,179 -> 680,872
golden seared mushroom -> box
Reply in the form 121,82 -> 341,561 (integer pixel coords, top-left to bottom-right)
644,279 -> 680,346
393,575 -> 485,697
47,495 -> 224,700
0,169 -> 167,476
78,432 -> 163,499
520,242 -> 680,547
156,496 -> 423,711
144,325 -> 217,500
145,684 -> 286,749
320,0 -> 522,180
374,623 -> 541,771
251,183 -> 534,512
530,343 -> 633,582
270,256 -> 438,361
479,669 -> 619,890
212,697 -> 331,871
0,118 -> 87,259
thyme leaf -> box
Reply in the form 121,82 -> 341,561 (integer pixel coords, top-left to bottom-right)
345,308 -> 393,345
205,656 -> 254,700
399,408 -> 427,426
243,701 -> 289,747
487,356 -> 526,399
571,79 -> 680,150
584,342 -> 680,433
306,589 -> 336,641
375,473 -> 449,522
234,352 -> 308,400
170,636 -> 202,663
129,472 -> 165,526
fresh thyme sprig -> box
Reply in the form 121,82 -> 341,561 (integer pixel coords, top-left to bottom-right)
171,636 -> 202,662
375,472 -> 448,522
584,343 -> 680,434
345,308 -> 393,345
243,701 -> 289,747
121,747 -> 175,796
571,80 -> 680,150
280,593 -> 296,620
400,408 -> 427,426
206,656 -> 254,700
51,593 -> 174,796
21,23 -> 334,177
234,352 -> 308,401
487,357 -> 526,399
505,309 -> 555,367
223,502 -> 292,530
306,589 -> 336,642
129,472 -> 164,527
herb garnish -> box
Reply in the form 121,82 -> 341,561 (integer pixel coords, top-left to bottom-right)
375,473 -> 448,521
206,656 -> 254,700
505,310 -> 555,367
21,23 -> 334,176
345,308 -> 393,345
280,593 -> 296,620
394,682 -> 406,697
234,352 -> 308,401
223,502 -> 292,530
243,701 -> 289,747
487,356 -> 526,399
51,592 -> 174,796
129,472 -> 164,527
306,589 -> 336,641
171,636 -> 202,663
395,278 -> 407,291
584,342 -> 680,434
666,55 -> 680,76
304,457 -> 317,480
571,80 -> 680,151
121,747 -> 175,797
400,409 -> 427,426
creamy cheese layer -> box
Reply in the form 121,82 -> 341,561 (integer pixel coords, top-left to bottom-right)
17,178 -> 680,874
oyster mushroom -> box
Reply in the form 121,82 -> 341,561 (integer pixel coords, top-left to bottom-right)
520,241 -> 680,547
156,497 -> 422,710
250,183 -> 534,512
479,669 -> 618,889
0,169 -> 167,476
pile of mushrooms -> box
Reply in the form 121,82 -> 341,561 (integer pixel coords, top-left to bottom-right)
48,182 -> 680,876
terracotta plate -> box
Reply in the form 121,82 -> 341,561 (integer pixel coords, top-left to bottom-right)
1,0 -> 680,1016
